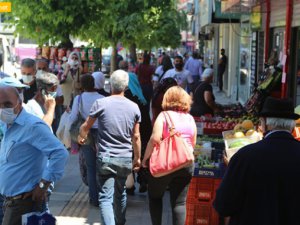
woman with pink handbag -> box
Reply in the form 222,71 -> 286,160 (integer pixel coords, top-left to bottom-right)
142,86 -> 197,225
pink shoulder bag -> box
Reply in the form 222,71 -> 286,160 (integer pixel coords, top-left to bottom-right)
149,112 -> 194,177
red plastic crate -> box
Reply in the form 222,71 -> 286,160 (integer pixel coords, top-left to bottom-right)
187,178 -> 214,203
185,177 -> 222,225
185,203 -> 211,225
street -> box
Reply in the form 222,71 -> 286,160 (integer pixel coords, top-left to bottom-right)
49,154 -> 173,225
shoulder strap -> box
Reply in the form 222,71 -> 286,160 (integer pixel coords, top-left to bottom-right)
163,111 -> 176,136
158,70 -> 167,83
78,94 -> 83,117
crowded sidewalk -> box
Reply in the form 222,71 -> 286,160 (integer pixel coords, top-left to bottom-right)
48,84 -> 236,225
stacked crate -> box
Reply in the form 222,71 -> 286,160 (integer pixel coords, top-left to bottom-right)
185,177 -> 221,225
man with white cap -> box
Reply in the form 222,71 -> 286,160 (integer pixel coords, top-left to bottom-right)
24,70 -> 58,128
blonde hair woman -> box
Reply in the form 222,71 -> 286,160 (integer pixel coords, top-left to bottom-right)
142,86 -> 197,225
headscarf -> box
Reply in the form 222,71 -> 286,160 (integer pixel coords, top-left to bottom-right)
67,51 -> 81,69
128,72 -> 147,105
92,72 -> 105,90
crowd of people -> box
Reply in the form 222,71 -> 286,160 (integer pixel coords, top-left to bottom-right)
0,44 -> 299,225
0,49 -> 225,225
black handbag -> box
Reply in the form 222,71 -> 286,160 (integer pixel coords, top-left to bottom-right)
69,95 -> 92,145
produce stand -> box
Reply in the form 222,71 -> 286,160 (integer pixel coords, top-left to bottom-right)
186,115 -> 261,225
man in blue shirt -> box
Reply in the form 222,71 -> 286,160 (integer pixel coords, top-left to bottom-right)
0,86 -> 68,225
184,51 -> 203,83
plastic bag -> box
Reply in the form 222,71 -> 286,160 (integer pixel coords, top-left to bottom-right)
125,173 -> 135,189
22,212 -> 56,225
56,111 -> 71,148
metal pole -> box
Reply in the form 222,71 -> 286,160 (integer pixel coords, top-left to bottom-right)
264,0 -> 271,63
281,0 -> 293,98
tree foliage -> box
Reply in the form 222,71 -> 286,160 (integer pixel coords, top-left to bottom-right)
8,0 -> 186,70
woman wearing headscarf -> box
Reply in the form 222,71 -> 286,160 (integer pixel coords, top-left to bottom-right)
120,60 -> 152,193
92,72 -> 110,97
60,51 -> 83,107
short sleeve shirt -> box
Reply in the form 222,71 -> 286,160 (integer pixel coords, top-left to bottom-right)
190,82 -> 215,116
90,96 -> 141,158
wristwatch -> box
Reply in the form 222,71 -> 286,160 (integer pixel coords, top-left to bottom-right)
38,181 -> 47,190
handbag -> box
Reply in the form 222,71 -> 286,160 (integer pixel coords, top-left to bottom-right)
149,112 -> 194,177
69,95 -> 92,145
22,212 -> 56,225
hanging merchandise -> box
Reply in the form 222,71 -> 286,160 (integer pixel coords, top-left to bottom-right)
58,48 -> 66,60
80,48 -> 88,61
36,47 -> 42,58
42,46 -> 50,59
50,47 -> 58,60
88,48 -> 94,61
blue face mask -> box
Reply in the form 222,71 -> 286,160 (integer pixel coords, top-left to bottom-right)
42,89 -> 57,98
0,104 -> 19,125
47,91 -> 57,98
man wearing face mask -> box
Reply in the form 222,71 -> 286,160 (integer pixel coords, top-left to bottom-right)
0,86 -> 68,225
20,58 -> 37,104
36,58 -> 64,133
24,70 -> 58,128
163,55 -> 193,91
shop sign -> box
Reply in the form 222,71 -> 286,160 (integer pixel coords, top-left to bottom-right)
200,0 -> 212,27
275,20 -> 286,27
250,5 -> 261,30
0,2 -> 11,12
214,1 -> 241,20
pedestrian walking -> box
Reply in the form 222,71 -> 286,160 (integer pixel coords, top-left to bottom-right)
214,97 -> 300,225
119,60 -> 152,193
0,86 -> 68,225
217,48 -> 227,92
24,70 -> 58,128
184,51 -> 203,84
60,51 -> 83,107
152,55 -> 173,89
0,77 -> 30,225
92,71 -> 110,97
36,58 -> 65,134
69,74 -> 104,207
78,70 -> 141,225
142,86 -> 197,225
135,53 -> 155,112
20,58 -> 37,103
163,55 -> 193,91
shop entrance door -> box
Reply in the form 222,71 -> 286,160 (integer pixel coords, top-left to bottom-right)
272,27 -> 285,56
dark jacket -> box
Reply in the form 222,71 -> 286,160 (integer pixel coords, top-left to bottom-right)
214,131 -> 300,225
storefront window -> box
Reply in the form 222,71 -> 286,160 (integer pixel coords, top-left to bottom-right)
238,21 -> 252,103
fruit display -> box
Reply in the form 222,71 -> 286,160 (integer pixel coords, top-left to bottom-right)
222,119 -> 262,161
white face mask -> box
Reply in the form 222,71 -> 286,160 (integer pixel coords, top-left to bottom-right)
22,75 -> 34,84
0,105 -> 18,125
69,60 -> 79,69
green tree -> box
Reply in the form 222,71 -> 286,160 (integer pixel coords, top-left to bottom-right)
8,0 -> 99,47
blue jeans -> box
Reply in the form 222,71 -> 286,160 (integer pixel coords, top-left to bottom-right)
97,157 -> 132,225
81,144 -> 98,205
0,194 -> 4,224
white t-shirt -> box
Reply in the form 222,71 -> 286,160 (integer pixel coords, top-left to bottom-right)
24,99 -> 45,119
164,68 -> 193,90
69,92 -> 104,129
152,65 -> 164,82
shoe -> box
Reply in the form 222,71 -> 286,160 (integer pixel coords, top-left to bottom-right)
139,183 -> 148,193
126,186 -> 135,196
89,200 -> 99,207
